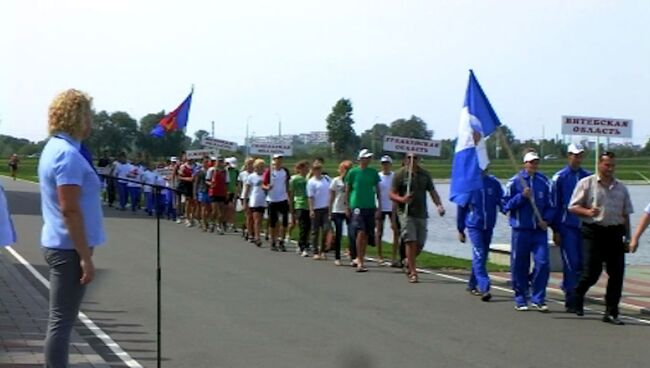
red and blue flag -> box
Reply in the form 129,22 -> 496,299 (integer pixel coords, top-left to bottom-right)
150,90 -> 193,137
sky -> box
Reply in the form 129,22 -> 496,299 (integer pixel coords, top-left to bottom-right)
1,0 -> 649,145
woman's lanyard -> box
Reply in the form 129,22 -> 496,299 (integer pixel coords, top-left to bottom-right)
53,135 -> 98,176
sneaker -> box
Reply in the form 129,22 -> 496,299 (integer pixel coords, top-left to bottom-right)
185,220 -> 194,228
602,315 -> 625,325
270,243 -> 279,252
481,293 -> 492,302
514,304 -> 529,312
334,260 -> 341,266
279,241 -> 286,252
176,219 -> 183,224
301,250 -> 309,257
390,260 -> 403,268
219,227 -> 225,235
467,288 -> 481,296
313,254 -> 321,260
531,303 -> 549,313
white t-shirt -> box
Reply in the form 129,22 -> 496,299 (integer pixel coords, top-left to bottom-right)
126,164 -> 143,187
378,171 -> 394,212
645,202 -> 650,214
142,170 -> 157,193
330,176 -> 346,214
307,176 -> 330,210
268,167 -> 289,202
247,173 -> 266,208
238,170 -> 251,199
114,162 -> 131,184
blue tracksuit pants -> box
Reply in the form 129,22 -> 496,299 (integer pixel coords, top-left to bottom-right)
165,190 -> 176,220
128,187 -> 141,212
118,183 -> 128,209
468,228 -> 493,293
559,225 -> 582,307
511,229 -> 550,306
144,192 -> 154,215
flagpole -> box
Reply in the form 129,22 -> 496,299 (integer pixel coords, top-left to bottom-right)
496,127 -> 543,223
404,153 -> 415,215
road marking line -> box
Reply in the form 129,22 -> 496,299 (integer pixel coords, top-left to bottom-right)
6,246 -> 143,368
416,266 -> 650,325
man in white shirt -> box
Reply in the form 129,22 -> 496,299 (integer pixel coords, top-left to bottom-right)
376,155 -> 399,266
114,153 -> 131,211
263,154 -> 291,252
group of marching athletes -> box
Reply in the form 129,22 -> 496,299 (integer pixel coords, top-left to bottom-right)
101,152 -> 242,234
97,143 -> 641,323
457,143 -> 639,325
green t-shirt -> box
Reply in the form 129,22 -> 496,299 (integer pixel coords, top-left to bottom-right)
227,167 -> 239,193
289,174 -> 308,210
345,166 -> 380,209
392,166 -> 434,218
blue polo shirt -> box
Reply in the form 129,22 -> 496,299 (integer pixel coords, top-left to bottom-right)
38,133 -> 106,249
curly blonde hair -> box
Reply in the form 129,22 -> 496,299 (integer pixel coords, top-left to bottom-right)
48,89 -> 93,140
253,158 -> 266,170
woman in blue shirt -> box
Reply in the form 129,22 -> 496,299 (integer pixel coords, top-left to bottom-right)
38,89 -> 106,368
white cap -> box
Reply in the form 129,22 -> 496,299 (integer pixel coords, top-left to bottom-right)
567,143 -> 585,155
210,156 -> 217,161
357,149 -> 373,160
523,152 -> 540,163
170,156 -> 178,162
380,155 -> 392,163
226,157 -> 238,167
272,154 -> 283,159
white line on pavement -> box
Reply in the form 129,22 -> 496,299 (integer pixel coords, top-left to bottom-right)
6,246 -> 143,368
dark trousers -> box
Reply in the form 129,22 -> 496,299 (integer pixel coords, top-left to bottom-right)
575,223 -> 626,316
311,208 -> 330,253
106,178 -> 116,206
43,248 -> 87,368
295,209 -> 311,251
331,213 -> 350,261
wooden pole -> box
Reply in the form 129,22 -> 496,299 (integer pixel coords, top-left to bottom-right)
496,127 -> 543,223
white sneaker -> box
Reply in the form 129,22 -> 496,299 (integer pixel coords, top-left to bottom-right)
176,219 -> 183,224
301,250 -> 309,257
185,220 -> 193,228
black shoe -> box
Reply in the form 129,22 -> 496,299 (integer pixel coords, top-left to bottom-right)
279,244 -> 287,252
575,294 -> 584,316
602,315 -> 625,325
481,293 -> 492,302
270,243 -> 279,252
565,306 -> 577,314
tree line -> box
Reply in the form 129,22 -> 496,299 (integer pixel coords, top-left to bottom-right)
2,99 -> 649,160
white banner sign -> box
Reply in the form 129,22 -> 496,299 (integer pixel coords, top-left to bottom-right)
249,142 -> 293,156
562,115 -> 633,138
155,168 -> 173,177
383,135 -> 441,157
201,136 -> 238,152
186,149 -> 216,160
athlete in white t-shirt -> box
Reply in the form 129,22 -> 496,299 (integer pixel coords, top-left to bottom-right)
243,159 -> 267,247
376,155 -> 399,266
238,158 -> 255,240
262,155 -> 291,251
307,163 -> 331,260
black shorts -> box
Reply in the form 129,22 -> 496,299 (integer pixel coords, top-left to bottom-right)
9,163 -> 17,170
251,206 -> 266,213
351,208 -> 376,235
177,182 -> 193,197
269,200 -> 289,227
211,196 -> 226,203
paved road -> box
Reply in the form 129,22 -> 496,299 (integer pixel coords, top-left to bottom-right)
4,177 -> 650,368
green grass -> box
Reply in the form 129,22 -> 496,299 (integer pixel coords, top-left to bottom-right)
0,158 -> 39,182
235,212 -> 508,272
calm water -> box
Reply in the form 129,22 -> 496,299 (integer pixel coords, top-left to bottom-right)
382,184 -> 650,265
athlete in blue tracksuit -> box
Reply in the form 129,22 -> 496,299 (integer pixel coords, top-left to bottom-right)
550,144 -> 590,312
504,152 -> 555,311
457,173 -> 504,301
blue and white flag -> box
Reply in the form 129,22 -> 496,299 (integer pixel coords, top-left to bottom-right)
0,182 -> 17,246
449,70 -> 502,206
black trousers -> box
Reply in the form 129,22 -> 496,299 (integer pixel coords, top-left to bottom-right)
575,223 -> 625,315
295,209 -> 311,251
106,178 -> 116,206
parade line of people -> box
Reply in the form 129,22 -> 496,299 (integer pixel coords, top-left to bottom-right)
7,90 -> 650,368
93,142 -> 650,325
